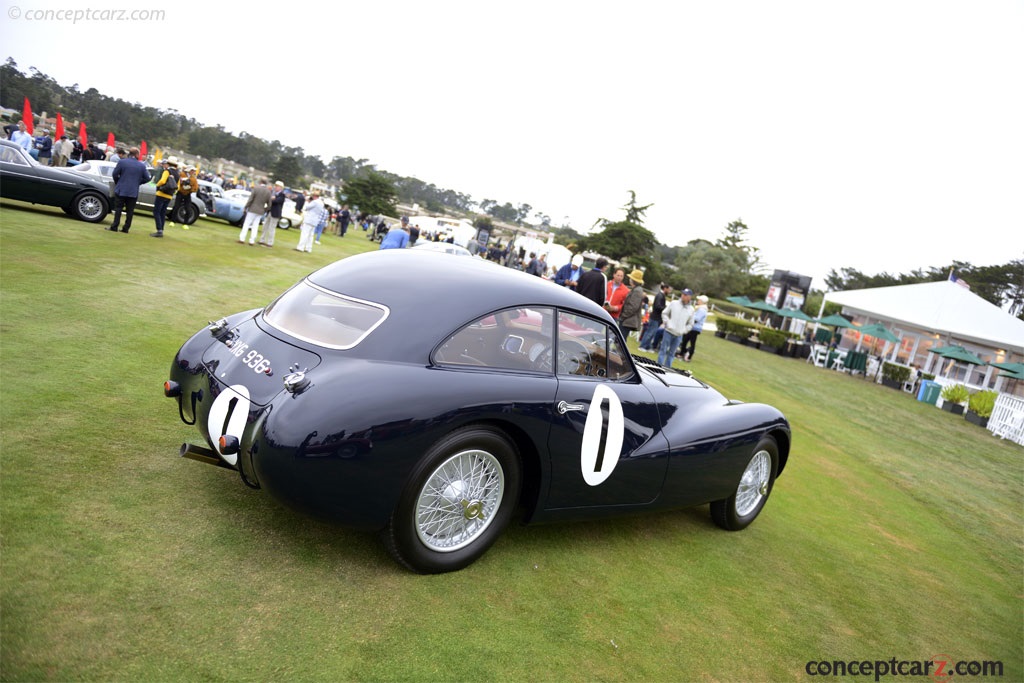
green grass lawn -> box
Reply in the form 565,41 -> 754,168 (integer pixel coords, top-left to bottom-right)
2,199 -> 1021,682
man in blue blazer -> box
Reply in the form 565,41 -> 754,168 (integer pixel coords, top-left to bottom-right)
108,147 -> 151,233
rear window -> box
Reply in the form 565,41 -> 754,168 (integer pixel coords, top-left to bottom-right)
262,280 -> 388,349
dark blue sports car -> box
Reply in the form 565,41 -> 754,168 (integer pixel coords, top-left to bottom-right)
165,250 -> 791,573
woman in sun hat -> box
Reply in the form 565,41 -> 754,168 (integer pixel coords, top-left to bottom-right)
617,268 -> 647,340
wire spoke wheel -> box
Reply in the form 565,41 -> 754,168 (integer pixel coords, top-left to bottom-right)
416,449 -> 504,552
734,449 -> 771,517
711,435 -> 778,531
73,192 -> 107,222
384,427 -> 520,573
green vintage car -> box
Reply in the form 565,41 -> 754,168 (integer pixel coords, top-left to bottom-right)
0,139 -> 112,222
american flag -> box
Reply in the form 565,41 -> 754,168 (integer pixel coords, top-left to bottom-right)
948,269 -> 971,290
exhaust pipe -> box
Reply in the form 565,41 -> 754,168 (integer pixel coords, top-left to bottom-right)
180,442 -> 234,470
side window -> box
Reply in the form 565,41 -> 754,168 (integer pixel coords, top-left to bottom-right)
435,307 -> 555,372
556,312 -> 633,379
1,146 -> 28,165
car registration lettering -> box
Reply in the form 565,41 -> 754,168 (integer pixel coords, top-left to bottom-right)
229,341 -> 271,374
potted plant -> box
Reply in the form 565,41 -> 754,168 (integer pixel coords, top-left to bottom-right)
758,328 -> 787,354
966,390 -> 997,427
880,362 -> 910,390
939,384 -> 969,415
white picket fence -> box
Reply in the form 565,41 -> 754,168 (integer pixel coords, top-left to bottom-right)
988,393 -> 1024,446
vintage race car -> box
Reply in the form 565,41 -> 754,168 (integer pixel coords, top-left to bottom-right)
164,250 -> 791,573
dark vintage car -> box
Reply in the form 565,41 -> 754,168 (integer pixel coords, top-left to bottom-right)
0,139 -> 112,222
164,251 -> 791,573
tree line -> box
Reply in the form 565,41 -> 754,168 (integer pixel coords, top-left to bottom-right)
0,59 -> 476,213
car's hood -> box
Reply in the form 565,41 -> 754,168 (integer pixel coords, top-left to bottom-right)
635,361 -> 707,389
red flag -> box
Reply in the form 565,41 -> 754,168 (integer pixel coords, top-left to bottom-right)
106,132 -> 115,149
78,122 -> 87,148
140,140 -> 147,159
55,113 -> 65,139
22,97 -> 34,134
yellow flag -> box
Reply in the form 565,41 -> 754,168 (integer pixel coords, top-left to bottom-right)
152,148 -> 163,165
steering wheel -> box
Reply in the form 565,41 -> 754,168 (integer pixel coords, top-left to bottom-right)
532,339 -> 591,375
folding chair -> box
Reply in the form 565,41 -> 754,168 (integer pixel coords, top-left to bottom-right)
806,344 -> 827,368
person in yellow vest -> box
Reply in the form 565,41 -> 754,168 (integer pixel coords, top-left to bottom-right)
151,157 -> 179,238
171,165 -> 199,230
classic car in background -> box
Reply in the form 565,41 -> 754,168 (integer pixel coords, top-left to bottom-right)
278,198 -> 303,229
0,139 -> 112,222
164,251 -> 791,573
196,180 -> 246,226
69,160 -> 206,225
217,189 -> 301,229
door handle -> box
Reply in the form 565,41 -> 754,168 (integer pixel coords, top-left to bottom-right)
557,401 -> 585,414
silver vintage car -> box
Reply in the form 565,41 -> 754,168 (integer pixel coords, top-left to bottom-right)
70,160 -> 206,225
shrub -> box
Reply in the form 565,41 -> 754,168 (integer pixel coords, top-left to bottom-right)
717,316 -> 760,337
940,384 -> 970,404
881,362 -> 911,383
967,390 -> 997,418
759,329 -> 788,348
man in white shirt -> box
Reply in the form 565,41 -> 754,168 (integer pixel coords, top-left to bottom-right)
657,288 -> 695,368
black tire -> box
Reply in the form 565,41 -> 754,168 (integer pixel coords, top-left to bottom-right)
383,426 -> 521,574
69,191 -> 108,222
172,201 -> 199,225
711,435 -> 778,531
278,218 -> 291,230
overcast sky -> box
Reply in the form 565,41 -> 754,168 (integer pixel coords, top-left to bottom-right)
4,0 -> 1022,290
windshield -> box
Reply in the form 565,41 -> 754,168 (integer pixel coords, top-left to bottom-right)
262,280 -> 389,349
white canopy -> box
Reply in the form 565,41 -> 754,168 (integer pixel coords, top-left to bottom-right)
826,280 -> 1024,354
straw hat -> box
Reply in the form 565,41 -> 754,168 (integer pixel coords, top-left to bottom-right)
627,268 -> 645,285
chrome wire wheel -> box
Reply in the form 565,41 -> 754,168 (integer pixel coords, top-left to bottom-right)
74,192 -> 107,222
415,449 -> 505,552
735,449 -> 772,517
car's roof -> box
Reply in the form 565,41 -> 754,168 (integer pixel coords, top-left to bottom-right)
305,250 -> 614,357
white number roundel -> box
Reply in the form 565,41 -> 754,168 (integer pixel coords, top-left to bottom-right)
580,384 -> 624,486
206,384 -> 251,466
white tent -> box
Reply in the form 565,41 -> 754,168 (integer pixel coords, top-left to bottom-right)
825,280 -> 1024,354
407,215 -> 476,247
825,280 -> 1024,392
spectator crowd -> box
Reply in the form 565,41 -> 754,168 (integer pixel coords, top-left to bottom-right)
5,120 -> 709,369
